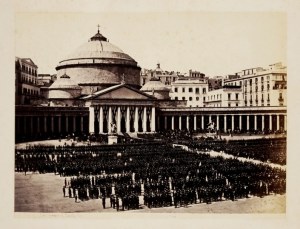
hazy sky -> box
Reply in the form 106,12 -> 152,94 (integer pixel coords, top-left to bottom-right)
15,12 -> 286,76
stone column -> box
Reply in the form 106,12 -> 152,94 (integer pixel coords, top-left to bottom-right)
80,116 -> 84,132
171,116 -> 174,130
44,116 -> 47,133
209,115 -> 212,124
143,107 -> 147,132
126,107 -> 130,133
65,116 -> 68,133
224,115 -> 227,133
117,106 -> 121,133
269,115 -> 272,131
164,116 -> 168,130
284,115 -> 287,131
134,107 -> 139,132
201,116 -> 204,130
99,106 -> 103,133
108,106 -> 112,133
216,115 -> 219,130
194,115 -> 197,131
89,107 -> 95,134
58,115 -> 61,133
73,116 -> 76,133
151,107 -> 156,132
37,116 -> 40,134
246,115 -> 249,131
51,116 -> 54,133
186,116 -> 189,130
179,116 -> 182,130
262,115 -> 265,131
239,115 -> 242,131
254,115 -> 257,131
231,115 -> 234,131
277,115 -> 280,131
23,116 -> 27,134
30,116 -> 33,135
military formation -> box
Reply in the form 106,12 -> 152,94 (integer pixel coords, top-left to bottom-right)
15,140 -> 286,211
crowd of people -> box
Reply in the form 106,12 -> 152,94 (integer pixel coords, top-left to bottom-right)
16,141 -> 286,211
139,130 -> 286,165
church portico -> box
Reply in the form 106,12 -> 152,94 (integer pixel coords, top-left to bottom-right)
84,84 -> 157,134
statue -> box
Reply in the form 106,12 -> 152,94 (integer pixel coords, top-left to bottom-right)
110,122 -> 117,134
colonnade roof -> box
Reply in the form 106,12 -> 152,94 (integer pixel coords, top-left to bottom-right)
159,106 -> 287,115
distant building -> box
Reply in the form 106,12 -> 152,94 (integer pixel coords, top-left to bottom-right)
15,57 -> 40,105
224,62 -> 287,107
140,63 -> 181,86
170,78 -> 208,107
204,85 -> 242,107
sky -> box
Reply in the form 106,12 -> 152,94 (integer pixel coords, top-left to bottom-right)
15,12 -> 286,77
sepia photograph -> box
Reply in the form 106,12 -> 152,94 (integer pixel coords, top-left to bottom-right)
14,11 -> 287,214
1,0 -> 300,228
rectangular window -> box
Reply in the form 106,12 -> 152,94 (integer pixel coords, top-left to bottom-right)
195,88 -> 199,94
235,93 -> 238,100
236,103 -> 238,107
174,87 -> 178,93
182,97 -> 186,100
189,97 -> 192,101
182,87 -> 185,93
175,97 -> 178,100
203,88 -> 206,94
189,88 -> 193,93
196,97 -> 199,101
228,93 -> 231,100
228,103 -> 231,107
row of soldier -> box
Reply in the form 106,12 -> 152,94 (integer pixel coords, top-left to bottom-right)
16,143 -> 285,210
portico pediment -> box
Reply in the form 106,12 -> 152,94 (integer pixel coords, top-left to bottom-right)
83,84 -> 156,101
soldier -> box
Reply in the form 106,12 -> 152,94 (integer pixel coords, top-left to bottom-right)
102,196 -> 106,209
116,195 -> 120,211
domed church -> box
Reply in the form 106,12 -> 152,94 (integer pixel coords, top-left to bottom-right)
55,27 -> 141,95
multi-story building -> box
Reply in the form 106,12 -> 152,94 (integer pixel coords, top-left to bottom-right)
170,78 -> 208,107
15,57 -> 40,105
224,62 -> 287,107
203,85 -> 242,107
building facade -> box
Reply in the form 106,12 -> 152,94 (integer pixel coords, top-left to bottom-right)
204,85 -> 243,107
170,78 -> 208,107
15,29 -> 287,142
224,63 -> 287,107
15,57 -> 40,105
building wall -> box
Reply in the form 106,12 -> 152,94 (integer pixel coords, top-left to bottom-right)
15,57 -> 40,105
170,79 -> 208,107
224,65 -> 287,107
204,87 -> 242,107
57,64 -> 141,94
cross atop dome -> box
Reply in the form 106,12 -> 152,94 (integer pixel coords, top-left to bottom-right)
90,25 -> 108,42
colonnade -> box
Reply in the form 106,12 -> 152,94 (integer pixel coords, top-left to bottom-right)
89,105 -> 156,134
15,115 -> 89,140
159,114 -> 287,133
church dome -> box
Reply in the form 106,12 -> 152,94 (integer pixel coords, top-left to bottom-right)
140,77 -> 170,100
49,73 -> 81,90
55,28 -> 141,94
141,77 -> 169,92
48,73 -> 81,99
57,32 -> 137,67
